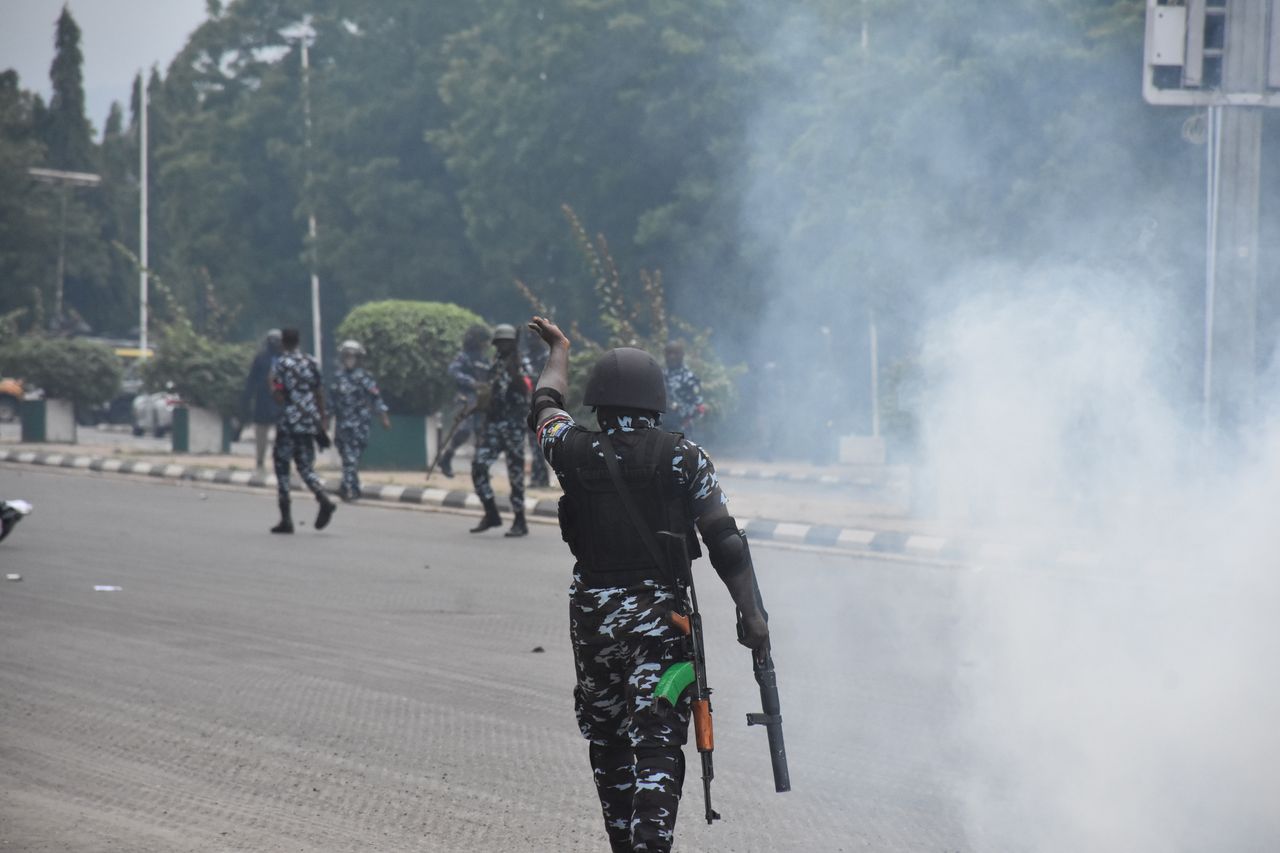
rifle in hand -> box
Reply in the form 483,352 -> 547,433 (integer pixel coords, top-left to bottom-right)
739,577 -> 790,794
425,401 -> 478,480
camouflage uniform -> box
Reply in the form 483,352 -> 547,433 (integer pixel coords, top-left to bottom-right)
537,411 -> 728,853
471,356 -> 533,513
330,366 -> 388,499
445,350 -> 490,453
270,351 -> 327,500
664,366 -> 704,435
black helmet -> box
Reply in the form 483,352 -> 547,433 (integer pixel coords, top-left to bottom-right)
463,324 -> 490,352
583,348 -> 667,413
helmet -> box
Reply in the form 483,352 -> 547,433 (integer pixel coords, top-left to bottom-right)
492,323 -> 517,342
338,339 -> 365,356
583,348 -> 667,413
266,328 -> 282,344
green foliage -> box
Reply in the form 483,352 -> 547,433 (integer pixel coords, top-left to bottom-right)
0,335 -> 121,406
335,300 -> 485,414
521,208 -> 742,430
142,319 -> 253,417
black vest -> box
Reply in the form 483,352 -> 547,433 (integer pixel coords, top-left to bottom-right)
558,427 -> 700,588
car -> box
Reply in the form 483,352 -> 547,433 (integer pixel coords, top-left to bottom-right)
132,385 -> 180,437
0,377 -> 23,423
79,343 -> 152,426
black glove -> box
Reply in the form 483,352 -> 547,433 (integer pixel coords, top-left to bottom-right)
315,430 -> 331,450
723,567 -> 770,651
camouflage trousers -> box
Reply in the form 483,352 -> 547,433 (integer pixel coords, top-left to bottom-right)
471,419 -> 525,513
273,430 -> 325,500
570,580 -> 692,853
335,423 -> 370,497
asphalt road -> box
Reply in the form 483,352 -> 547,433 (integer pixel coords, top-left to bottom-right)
0,465 -> 966,852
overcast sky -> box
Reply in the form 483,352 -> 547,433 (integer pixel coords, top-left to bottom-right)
0,0 -> 209,134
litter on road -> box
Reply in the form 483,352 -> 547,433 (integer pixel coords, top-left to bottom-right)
5,573 -> 20,581
93,585 -> 123,592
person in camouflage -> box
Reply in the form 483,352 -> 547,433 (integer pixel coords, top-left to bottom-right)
469,324 -> 533,537
522,330 -> 552,488
526,316 -> 771,853
663,341 -> 706,437
268,328 -> 336,534
330,340 -> 391,501
438,324 -> 491,478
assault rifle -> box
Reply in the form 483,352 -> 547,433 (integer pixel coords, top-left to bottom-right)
740,577 -> 790,794
425,401 -> 478,480
654,530 -> 720,824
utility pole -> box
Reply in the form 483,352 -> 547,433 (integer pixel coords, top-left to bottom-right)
1143,0 -> 1280,437
139,78 -> 149,359
28,167 -> 101,330
301,35 -> 322,368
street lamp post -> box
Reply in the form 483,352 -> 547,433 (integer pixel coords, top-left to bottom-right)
28,166 -> 101,328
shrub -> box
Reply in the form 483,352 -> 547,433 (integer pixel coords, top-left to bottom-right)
143,320 -> 254,418
0,335 -> 122,407
335,300 -> 486,414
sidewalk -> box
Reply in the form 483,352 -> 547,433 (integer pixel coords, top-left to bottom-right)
0,429 -> 1030,565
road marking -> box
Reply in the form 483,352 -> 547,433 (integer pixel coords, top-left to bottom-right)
72,456 -> 93,468
164,464 -> 186,478
229,471 -> 252,485
131,462 -> 153,475
905,534 -> 947,554
836,528 -> 877,547
15,451 -> 36,463
463,494 -> 482,509
773,522 -> 810,543
421,488 -> 449,504
43,454 -> 66,466
378,485 -> 405,502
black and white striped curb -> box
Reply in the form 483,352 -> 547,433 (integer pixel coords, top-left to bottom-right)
0,448 -> 1045,564
717,464 -> 904,491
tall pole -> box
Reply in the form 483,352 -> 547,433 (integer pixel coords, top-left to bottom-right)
139,79 -> 149,359
54,184 -> 67,326
301,38 -> 322,368
1206,1 -> 1266,435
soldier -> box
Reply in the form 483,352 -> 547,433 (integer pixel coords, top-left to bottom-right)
268,328 -> 336,534
240,329 -> 282,470
330,340 -> 391,501
438,324 -> 491,478
663,341 -> 706,436
526,316 -> 770,853
470,323 -> 533,538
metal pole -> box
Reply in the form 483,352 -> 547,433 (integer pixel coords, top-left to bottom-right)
139,79 -> 149,359
54,184 -> 67,327
1203,105 -> 1220,435
301,39 -> 322,368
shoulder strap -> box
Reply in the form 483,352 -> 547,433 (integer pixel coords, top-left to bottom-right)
595,429 -> 670,581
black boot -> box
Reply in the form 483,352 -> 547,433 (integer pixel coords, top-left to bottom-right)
439,448 -> 455,478
270,498 -> 294,534
315,492 -> 336,530
469,497 -> 502,533
504,511 -> 528,537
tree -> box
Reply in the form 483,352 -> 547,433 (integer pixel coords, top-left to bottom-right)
41,7 -> 95,170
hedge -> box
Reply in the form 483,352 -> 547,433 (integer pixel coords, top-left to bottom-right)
336,300 -> 485,414
0,336 -> 122,407
143,320 -> 254,418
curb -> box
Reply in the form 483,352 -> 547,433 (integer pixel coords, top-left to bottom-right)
0,448 -> 1019,565
717,464 -> 903,490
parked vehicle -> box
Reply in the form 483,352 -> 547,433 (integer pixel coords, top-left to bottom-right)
0,377 -> 23,423
132,384 -> 179,437
79,344 -> 152,426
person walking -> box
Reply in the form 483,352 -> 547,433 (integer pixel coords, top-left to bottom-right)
469,324 -> 532,537
241,329 -> 282,470
268,328 -> 336,533
663,341 -> 706,438
330,340 -> 391,501
525,316 -> 771,853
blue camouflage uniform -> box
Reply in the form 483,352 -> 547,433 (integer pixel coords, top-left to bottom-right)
536,410 -> 728,853
664,366 -> 704,435
330,366 -> 388,499
471,355 -> 532,514
270,351 -> 327,500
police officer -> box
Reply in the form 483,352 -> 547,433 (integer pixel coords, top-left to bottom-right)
438,324 -> 491,478
268,328 -> 336,533
526,316 -> 770,853
663,341 -> 706,436
470,324 -> 533,537
330,340 -> 391,501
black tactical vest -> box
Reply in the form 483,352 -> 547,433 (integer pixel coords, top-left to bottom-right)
557,427 -> 699,588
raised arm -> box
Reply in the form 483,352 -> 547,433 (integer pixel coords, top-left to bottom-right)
527,316 -> 571,424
